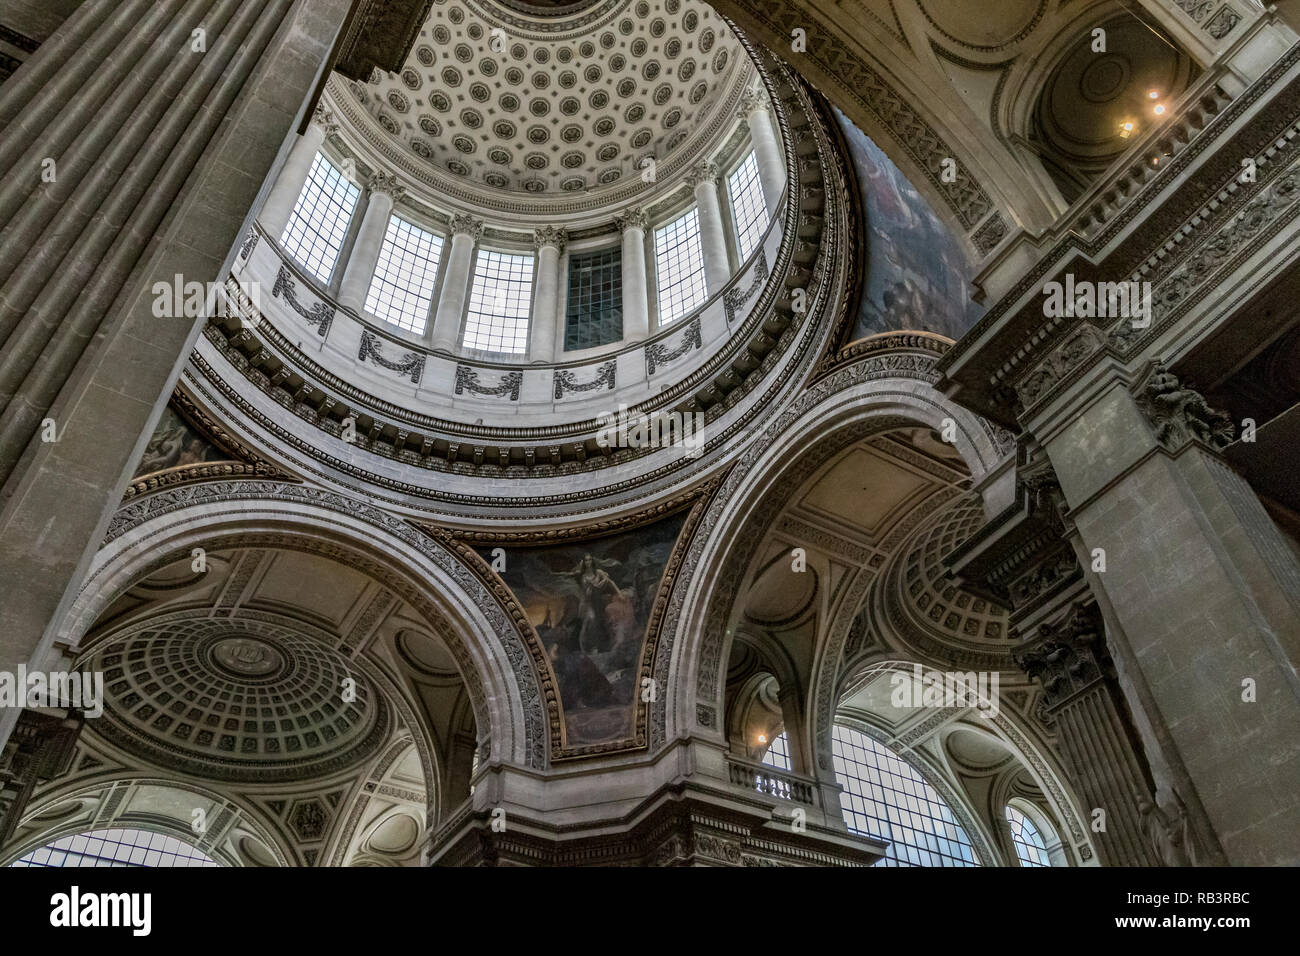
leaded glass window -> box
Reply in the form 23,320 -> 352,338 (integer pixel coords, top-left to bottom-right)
1006,805 -> 1051,867
832,723 -> 979,867
728,150 -> 769,261
463,249 -> 534,354
654,208 -> 708,325
280,152 -> 359,284
11,828 -> 218,868
564,247 -> 623,351
364,215 -> 444,334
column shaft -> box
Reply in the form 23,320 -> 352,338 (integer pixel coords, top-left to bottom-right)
0,0 -> 355,750
746,105 -> 786,212
258,116 -> 328,242
338,185 -> 396,313
619,210 -> 649,341
528,228 -> 565,362
690,163 -> 731,294
430,219 -> 480,352
551,247 -> 570,358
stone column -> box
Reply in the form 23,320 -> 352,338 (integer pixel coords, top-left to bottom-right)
0,709 -> 82,847
1014,602 -> 1161,866
338,172 -> 405,314
551,245 -> 570,358
738,87 -> 785,212
1042,363 -> 1300,865
0,0 -> 355,750
950,454 -> 1193,866
429,214 -> 481,353
528,226 -> 566,363
616,207 -> 649,341
258,105 -> 337,242
687,161 -> 732,294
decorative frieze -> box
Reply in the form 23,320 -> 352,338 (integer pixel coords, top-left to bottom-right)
723,250 -> 769,326
358,331 -> 425,384
553,360 -> 616,399
1015,324 -> 1104,410
646,316 -> 702,376
272,265 -> 335,337
454,365 -> 522,401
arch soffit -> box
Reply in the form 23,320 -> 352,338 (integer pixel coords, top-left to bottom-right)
835,656 -> 1096,862
660,345 -> 1006,750
62,483 -> 547,771
2,775 -> 292,868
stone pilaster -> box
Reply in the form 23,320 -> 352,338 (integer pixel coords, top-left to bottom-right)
949,454 -> 1169,865
1013,602 -> 1160,866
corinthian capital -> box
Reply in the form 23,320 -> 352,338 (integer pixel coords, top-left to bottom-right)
685,160 -> 720,189
1012,602 -> 1107,708
614,207 -> 648,233
736,86 -> 769,120
367,170 -> 406,202
534,225 -> 568,252
311,105 -> 339,138
449,213 -> 483,240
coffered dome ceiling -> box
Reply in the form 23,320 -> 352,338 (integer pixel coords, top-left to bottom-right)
85,614 -> 390,783
340,0 -> 750,202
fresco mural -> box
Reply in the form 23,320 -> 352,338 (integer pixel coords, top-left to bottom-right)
836,110 -> 984,343
132,405 -> 226,479
482,509 -> 688,749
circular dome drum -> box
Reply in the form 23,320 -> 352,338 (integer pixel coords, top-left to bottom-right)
195,0 -> 852,526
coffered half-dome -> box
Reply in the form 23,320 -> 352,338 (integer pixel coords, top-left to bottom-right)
341,0 -> 748,206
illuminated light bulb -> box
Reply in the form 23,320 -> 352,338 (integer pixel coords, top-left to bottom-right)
1119,121 -> 1135,139
1154,103 -> 1166,115
757,734 -> 767,744
1148,89 -> 1160,99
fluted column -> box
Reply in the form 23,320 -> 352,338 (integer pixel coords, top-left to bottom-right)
687,161 -> 731,294
259,105 -> 337,241
338,172 -> 404,313
617,208 -> 649,341
0,0 -> 356,751
429,214 -> 481,352
528,226 -> 566,363
0,709 -> 82,847
1015,603 -> 1162,866
738,87 -> 786,212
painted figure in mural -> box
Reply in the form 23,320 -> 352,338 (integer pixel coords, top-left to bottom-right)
565,553 -> 627,655
133,407 -> 223,478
